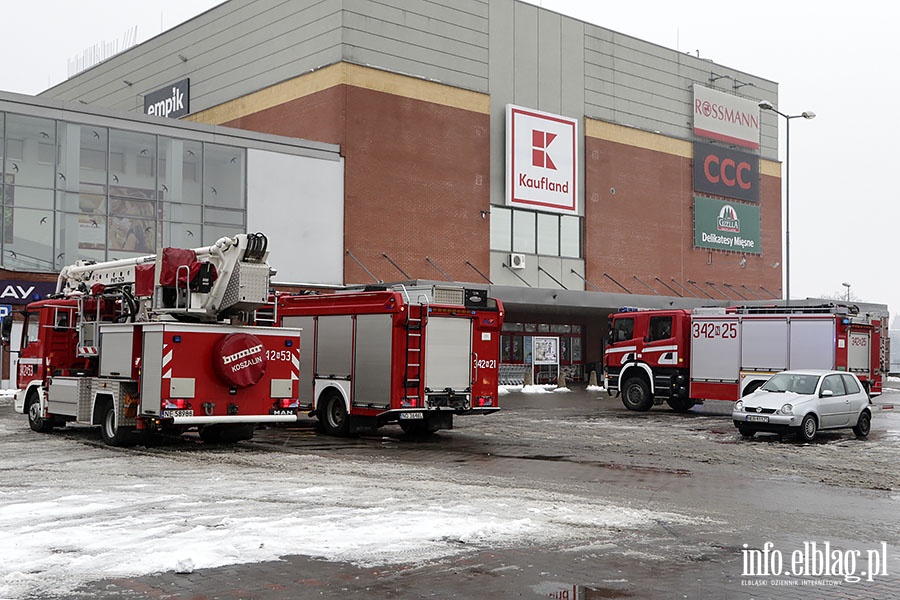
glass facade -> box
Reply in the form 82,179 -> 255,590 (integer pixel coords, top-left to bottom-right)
0,111 -> 247,271
490,205 -> 581,258
500,321 -> 585,382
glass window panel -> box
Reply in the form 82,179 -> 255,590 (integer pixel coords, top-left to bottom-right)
561,215 -> 581,258
10,186 -> 53,210
109,129 -> 157,200
162,222 -> 202,249
537,213 -> 559,256
512,210 -> 535,254
204,207 -> 245,227
203,223 -> 244,246
56,211 -> 107,264
109,196 -> 156,254
160,201 -> 201,223
57,191 -> 107,215
4,206 -> 55,270
524,323 -> 537,332
159,138 -> 202,205
490,206 -> 511,252
501,322 -> 524,332
57,123 -> 107,194
571,337 -> 582,361
204,143 -> 245,209
5,114 -> 56,188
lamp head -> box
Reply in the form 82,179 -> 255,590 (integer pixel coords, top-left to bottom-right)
801,111 -> 816,119
758,100 -> 774,110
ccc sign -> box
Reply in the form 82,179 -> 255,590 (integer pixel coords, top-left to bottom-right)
693,141 -> 759,203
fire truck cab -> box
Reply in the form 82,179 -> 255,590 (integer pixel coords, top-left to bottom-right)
604,304 -> 887,412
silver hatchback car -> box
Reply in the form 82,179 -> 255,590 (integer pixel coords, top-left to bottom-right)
732,370 -> 872,441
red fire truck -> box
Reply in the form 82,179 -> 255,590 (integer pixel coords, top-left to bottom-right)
604,304 -> 887,412
4,233 -> 301,445
258,285 -> 503,435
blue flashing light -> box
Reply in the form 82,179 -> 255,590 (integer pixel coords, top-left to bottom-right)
173,335 -> 182,343
285,340 -> 294,347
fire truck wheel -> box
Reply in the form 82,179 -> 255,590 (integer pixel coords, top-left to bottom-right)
621,377 -> 653,412
399,420 -> 439,436
100,403 -> 135,447
797,414 -> 818,442
666,398 -> 695,413
202,424 -> 256,444
26,392 -> 54,433
852,411 -> 871,438
320,392 -> 350,437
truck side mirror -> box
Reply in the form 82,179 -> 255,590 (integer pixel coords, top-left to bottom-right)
0,317 -> 11,347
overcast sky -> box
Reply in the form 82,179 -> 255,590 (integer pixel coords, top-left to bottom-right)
1,1 -> 897,321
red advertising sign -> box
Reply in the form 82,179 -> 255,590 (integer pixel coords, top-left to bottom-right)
506,105 -> 578,214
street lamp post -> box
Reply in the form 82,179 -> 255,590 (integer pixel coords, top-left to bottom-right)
758,100 -> 815,306
842,281 -> 851,301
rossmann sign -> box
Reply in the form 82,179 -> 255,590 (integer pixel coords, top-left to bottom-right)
693,85 -> 760,149
506,105 -> 578,214
693,141 -> 759,203
143,78 -> 190,119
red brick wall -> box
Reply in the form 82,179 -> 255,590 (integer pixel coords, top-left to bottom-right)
585,137 -> 783,300
223,85 -> 491,284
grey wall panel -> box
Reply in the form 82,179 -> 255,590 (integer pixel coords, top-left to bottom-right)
536,10 -> 563,115
512,3 -> 539,108
341,0 -> 489,92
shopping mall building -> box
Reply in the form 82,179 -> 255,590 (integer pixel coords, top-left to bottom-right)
2,0 -> 796,382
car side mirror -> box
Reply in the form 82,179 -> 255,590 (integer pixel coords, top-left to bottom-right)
820,389 -> 834,398
0,317 -> 11,347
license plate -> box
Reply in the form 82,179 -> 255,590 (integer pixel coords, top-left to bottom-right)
399,412 -> 424,420
162,409 -> 194,418
746,415 -> 769,423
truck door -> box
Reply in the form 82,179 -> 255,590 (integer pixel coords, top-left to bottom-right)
425,316 -> 472,391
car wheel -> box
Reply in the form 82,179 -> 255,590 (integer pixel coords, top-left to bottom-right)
621,377 -> 653,412
27,392 -> 54,433
852,411 -> 871,438
737,424 -> 755,439
798,414 -> 818,442
319,392 -> 350,437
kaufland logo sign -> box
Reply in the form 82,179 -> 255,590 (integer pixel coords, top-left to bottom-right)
506,105 -> 578,214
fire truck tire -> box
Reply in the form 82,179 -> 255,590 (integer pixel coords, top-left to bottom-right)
26,391 -> 54,433
320,392 -> 350,437
621,377 -> 653,412
666,398 -> 695,413
797,414 -> 818,442
200,424 -> 256,444
399,420 -> 439,436
852,411 -> 871,438
100,403 -> 135,447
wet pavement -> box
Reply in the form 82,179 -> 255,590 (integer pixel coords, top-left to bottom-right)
15,383 -> 900,599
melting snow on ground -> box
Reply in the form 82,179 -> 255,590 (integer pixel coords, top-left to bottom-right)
0,394 -> 700,599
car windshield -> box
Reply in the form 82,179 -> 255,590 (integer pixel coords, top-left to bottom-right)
760,373 -> 820,395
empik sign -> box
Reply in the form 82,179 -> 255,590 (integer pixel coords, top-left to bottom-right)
506,105 -> 578,214
693,85 -> 760,150
144,78 -> 190,119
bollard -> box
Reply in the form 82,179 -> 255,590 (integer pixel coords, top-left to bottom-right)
588,369 -> 598,387
524,368 -> 533,387
557,370 -> 567,389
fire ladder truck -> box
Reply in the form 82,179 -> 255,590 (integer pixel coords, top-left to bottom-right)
5,233 -> 301,445
604,304 -> 887,412
255,285 -> 503,436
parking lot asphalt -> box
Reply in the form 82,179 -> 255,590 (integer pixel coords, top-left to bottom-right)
12,381 -> 900,600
